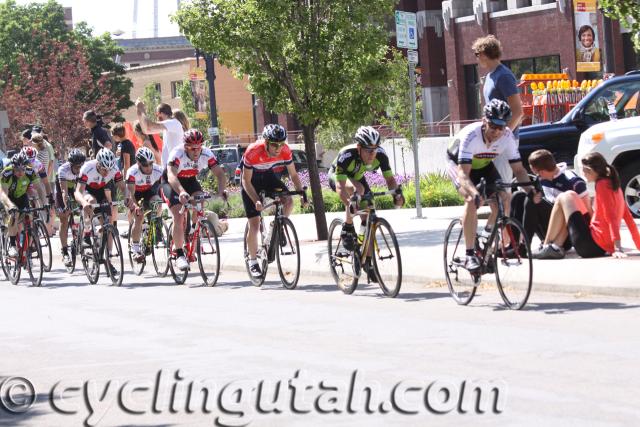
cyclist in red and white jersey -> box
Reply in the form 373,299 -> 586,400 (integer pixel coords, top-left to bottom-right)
241,124 -> 307,278
163,129 -> 226,271
56,149 -> 86,266
126,147 -> 163,261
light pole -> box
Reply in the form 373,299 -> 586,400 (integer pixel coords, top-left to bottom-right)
196,49 -> 220,146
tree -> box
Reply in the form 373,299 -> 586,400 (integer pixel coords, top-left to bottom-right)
600,1 -> 640,52
0,36 -> 118,154
177,78 -> 214,139
174,0 -> 396,240
142,82 -> 163,115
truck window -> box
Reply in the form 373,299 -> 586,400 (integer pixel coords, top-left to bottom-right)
584,81 -> 640,125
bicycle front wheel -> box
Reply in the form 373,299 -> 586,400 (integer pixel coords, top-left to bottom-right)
0,230 -> 12,281
494,217 -> 533,310
443,218 -> 477,305
35,220 -> 52,272
197,219 -> 220,286
276,217 -> 300,289
4,231 -> 22,285
65,219 -> 78,274
151,221 -> 170,277
327,218 -> 359,294
243,221 -> 268,287
127,223 -> 145,276
371,218 -> 402,297
25,229 -> 44,287
104,226 -> 124,286
167,223 -> 188,285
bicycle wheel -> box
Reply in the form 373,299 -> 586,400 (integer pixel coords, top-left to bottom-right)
276,217 -> 300,289
494,217 -> 533,310
167,223 -> 188,285
127,222 -> 145,276
243,221 -> 268,287
65,218 -> 78,274
25,229 -> 44,287
327,218 -> 359,294
80,221 -> 100,285
35,220 -> 52,273
443,218 -> 477,305
103,226 -> 124,286
197,219 -> 220,286
151,221 -> 170,277
2,231 -> 21,285
0,230 -> 10,280
371,218 -> 402,297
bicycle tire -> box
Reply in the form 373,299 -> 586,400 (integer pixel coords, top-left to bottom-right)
0,230 -> 10,280
4,231 -> 22,285
35,220 -> 52,272
65,216 -> 78,274
276,217 -> 300,290
81,221 -> 100,285
151,221 -> 170,277
167,223 -> 188,285
25,228 -> 44,287
371,217 -> 402,298
243,221 -> 268,287
127,222 -> 146,276
327,218 -> 359,294
494,217 -> 533,310
443,218 -> 477,305
197,219 -> 220,286
103,226 -> 124,286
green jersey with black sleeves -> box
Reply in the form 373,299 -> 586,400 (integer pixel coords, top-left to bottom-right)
1,165 -> 40,199
330,144 -> 393,181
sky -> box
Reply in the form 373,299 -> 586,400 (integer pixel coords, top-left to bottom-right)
14,0 -> 182,38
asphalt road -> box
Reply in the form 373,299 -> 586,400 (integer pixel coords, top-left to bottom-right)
1,267 -> 639,427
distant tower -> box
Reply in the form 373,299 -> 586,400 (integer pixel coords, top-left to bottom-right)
132,0 -> 138,38
153,0 -> 159,38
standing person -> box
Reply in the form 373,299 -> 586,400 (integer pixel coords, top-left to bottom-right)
134,121 -> 161,165
473,35 -> 523,188
173,110 -> 190,132
112,123 -> 137,238
82,110 -> 112,158
135,99 -> 183,168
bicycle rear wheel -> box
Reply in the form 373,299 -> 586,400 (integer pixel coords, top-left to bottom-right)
25,229 -> 43,287
80,222 -> 99,284
276,217 -> 300,289
443,218 -> 477,305
127,223 -> 146,276
103,226 -> 124,286
327,218 -> 359,294
151,221 -> 170,277
35,220 -> 52,272
494,217 -> 533,310
243,221 -> 268,287
371,218 -> 402,298
3,231 -> 21,285
197,219 -> 220,286
167,223 -> 188,285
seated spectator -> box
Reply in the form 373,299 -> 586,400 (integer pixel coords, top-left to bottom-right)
533,152 -> 640,259
511,149 -> 590,248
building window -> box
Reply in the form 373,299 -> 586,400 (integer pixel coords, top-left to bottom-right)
154,83 -> 161,94
504,55 -> 560,79
171,81 -> 183,99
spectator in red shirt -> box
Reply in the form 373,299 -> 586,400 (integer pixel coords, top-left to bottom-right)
533,152 -> 640,259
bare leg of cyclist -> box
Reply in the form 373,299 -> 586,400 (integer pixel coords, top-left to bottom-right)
58,210 -> 70,261
247,216 -> 261,259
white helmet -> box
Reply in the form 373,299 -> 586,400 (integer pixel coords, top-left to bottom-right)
96,148 -> 117,170
135,146 -> 155,165
353,126 -> 380,148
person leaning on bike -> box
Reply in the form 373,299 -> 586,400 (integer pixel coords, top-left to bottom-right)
162,129 -> 227,272
126,147 -> 163,262
56,149 -> 86,267
445,99 -> 531,272
328,126 -> 404,253
241,124 -> 307,278
0,153 -> 48,257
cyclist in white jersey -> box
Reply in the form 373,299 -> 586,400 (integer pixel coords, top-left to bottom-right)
56,149 -> 86,266
446,99 -> 531,271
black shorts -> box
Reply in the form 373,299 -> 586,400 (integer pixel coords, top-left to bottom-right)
567,211 -> 606,258
241,172 -> 288,218
85,186 -> 108,204
135,182 -> 161,210
468,163 -> 502,198
9,194 -> 29,211
161,178 -> 202,208
328,175 -> 371,194
55,180 -> 76,211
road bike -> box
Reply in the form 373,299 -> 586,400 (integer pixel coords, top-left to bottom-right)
61,200 -> 81,274
328,188 -> 403,297
28,197 -> 52,272
127,199 -> 170,277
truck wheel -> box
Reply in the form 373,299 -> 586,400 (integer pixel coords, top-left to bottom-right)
620,161 -> 640,218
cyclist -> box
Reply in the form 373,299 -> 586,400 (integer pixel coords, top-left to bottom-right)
242,124 -> 307,278
163,129 -> 227,271
74,148 -> 128,274
21,146 -> 54,206
0,153 -> 48,257
126,147 -> 163,262
328,126 -> 404,252
445,99 -> 531,272
56,149 -> 86,267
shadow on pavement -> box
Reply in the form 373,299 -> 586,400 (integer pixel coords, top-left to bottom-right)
0,391 -> 49,427
393,229 -> 447,248
515,301 -> 640,314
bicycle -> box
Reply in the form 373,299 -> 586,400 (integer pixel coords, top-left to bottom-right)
60,200 -> 82,274
0,206 -> 47,287
443,178 -> 535,310
327,188 -> 403,297
78,201 -> 125,286
126,200 -> 170,277
28,197 -> 52,273
166,193 -> 221,286
242,188 -> 308,288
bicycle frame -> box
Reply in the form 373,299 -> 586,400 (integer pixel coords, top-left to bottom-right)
258,189 -> 307,261
175,194 -> 213,263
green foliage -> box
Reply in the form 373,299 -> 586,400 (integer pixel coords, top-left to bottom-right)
600,1 -> 640,52
142,83 -> 162,114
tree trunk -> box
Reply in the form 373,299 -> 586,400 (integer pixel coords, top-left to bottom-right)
301,123 -> 328,241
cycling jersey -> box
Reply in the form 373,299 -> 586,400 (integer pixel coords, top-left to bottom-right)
126,163 -> 163,192
57,162 -> 79,190
167,146 -> 219,179
28,158 -> 47,180
329,144 -> 393,181
1,165 -> 39,199
241,141 -> 292,174
447,121 -> 520,170
78,160 -> 123,190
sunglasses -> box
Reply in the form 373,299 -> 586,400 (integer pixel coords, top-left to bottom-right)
360,147 -> 377,153
184,145 -> 202,151
268,141 -> 285,148
138,161 -> 153,167
487,122 -> 505,131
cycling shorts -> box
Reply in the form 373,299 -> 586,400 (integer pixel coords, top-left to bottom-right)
161,177 -> 202,208
241,171 -> 287,218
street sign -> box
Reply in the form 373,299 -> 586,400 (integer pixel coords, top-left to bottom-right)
407,49 -> 419,64
395,11 -> 418,50
208,127 -> 219,137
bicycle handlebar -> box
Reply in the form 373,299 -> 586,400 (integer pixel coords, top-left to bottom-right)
259,187 -> 308,205
178,192 -> 219,214
474,178 -> 540,209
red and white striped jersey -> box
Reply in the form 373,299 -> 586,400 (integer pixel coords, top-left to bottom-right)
79,159 -> 123,189
126,163 -> 163,192
167,146 -> 219,179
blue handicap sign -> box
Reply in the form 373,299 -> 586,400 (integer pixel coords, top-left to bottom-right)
409,28 -> 415,39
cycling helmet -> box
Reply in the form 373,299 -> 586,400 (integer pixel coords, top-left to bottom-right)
483,99 -> 512,126
68,149 -> 86,166
21,146 -> 38,161
262,124 -> 287,143
96,148 -> 117,170
135,146 -> 155,165
353,126 -> 380,148
183,129 -> 204,146
11,152 -> 29,168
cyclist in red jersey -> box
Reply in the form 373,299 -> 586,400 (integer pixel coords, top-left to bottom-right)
241,124 -> 307,278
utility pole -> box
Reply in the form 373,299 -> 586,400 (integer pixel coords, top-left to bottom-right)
203,53 -> 220,146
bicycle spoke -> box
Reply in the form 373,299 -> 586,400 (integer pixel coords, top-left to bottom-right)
276,217 -> 300,289
327,218 -> 359,294
494,218 -> 533,310
197,220 -> 220,286
371,218 -> 402,297
443,218 -> 477,305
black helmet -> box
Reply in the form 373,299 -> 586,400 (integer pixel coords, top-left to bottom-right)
262,124 -> 287,143
354,126 -> 381,148
483,99 -> 512,126
11,152 -> 29,168
68,149 -> 86,166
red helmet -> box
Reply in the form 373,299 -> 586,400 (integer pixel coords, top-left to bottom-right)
183,129 -> 204,146
21,146 -> 38,161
